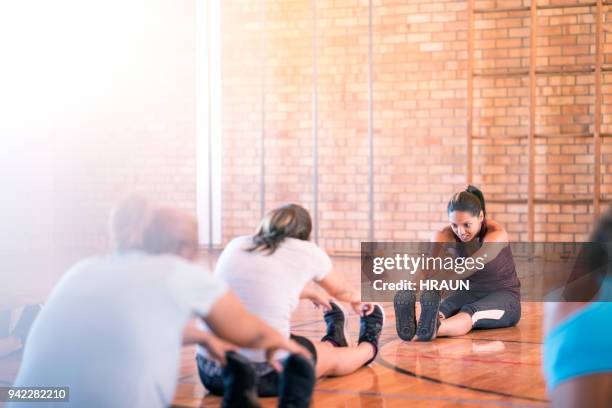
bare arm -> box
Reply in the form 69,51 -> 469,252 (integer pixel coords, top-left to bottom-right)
204,290 -> 288,350
317,270 -> 375,315
299,283 -> 331,310
317,269 -> 360,304
203,290 -> 311,367
182,322 -> 236,365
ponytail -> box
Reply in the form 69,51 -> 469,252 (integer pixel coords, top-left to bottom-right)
447,185 -> 486,217
248,204 -> 312,254
466,185 -> 486,217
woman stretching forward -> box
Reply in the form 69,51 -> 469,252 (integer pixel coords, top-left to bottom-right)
394,185 -> 521,341
198,204 -> 384,403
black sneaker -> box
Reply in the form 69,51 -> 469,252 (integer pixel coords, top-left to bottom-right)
221,351 -> 261,408
415,290 -> 441,342
358,304 -> 384,366
393,291 -> 416,341
278,353 -> 315,408
320,302 -> 348,347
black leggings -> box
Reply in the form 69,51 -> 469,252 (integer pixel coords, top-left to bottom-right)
197,334 -> 317,397
439,290 -> 521,329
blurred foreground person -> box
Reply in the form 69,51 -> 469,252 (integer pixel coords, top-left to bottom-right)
10,196 -> 307,408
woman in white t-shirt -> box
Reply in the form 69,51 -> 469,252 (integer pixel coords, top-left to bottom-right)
198,203 -> 385,399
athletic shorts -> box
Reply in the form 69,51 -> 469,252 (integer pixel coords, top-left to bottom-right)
439,290 -> 521,329
197,334 -> 317,397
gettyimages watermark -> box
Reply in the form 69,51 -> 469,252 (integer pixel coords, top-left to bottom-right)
361,242 -> 612,302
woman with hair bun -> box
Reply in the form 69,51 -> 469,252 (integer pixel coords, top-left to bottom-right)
394,185 -> 521,341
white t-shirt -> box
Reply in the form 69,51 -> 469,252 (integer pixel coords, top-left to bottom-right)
198,236 -> 332,362
11,251 -> 227,408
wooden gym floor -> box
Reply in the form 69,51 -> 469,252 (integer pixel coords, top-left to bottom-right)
172,255 -> 548,408
0,254 -> 548,407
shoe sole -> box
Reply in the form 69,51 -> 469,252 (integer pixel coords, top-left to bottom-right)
393,291 -> 416,341
416,291 -> 441,342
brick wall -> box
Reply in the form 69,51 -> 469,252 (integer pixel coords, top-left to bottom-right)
5,0 -> 609,289
221,0 -> 610,249
317,1 -> 370,250
602,6 -> 612,202
371,0 -> 467,244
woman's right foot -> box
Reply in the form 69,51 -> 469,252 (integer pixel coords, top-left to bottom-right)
415,290 -> 441,341
393,290 -> 417,341
358,304 -> 384,366
321,302 -> 348,347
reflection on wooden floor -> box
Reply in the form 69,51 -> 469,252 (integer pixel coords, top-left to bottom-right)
173,255 -> 548,408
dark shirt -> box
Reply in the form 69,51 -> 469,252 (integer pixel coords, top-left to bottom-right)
453,220 -> 521,298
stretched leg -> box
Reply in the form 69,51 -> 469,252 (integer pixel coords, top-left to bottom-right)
313,341 -> 374,377
437,312 -> 472,337
432,290 -> 484,338
314,304 -> 384,377
465,291 -> 521,330
439,290 -> 483,319
424,290 -> 520,339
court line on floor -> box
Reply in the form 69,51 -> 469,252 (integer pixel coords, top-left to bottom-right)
452,336 -> 542,345
383,352 -> 540,367
376,347 -> 548,403
293,329 -> 538,366
313,388 -> 547,408
291,310 -> 548,403
293,327 -> 540,351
